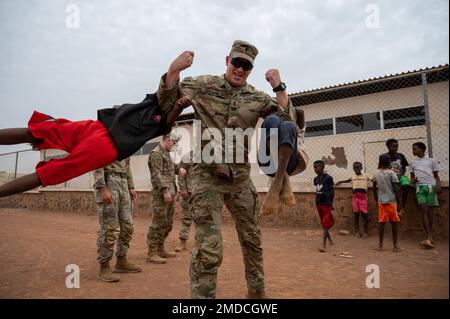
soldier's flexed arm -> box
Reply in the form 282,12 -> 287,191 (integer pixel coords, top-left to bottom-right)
265,69 -> 288,109
259,69 -> 296,122
157,51 -> 195,119
165,51 -> 195,88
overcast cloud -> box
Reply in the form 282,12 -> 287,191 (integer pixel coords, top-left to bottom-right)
0,0 -> 448,153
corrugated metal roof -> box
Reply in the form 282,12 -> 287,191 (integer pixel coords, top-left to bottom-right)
290,64 -> 449,96
290,64 -> 449,106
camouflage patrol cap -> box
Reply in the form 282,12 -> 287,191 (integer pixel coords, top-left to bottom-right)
230,40 -> 259,65
163,131 -> 180,142
169,132 -> 180,142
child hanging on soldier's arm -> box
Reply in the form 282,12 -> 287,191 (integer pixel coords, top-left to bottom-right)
313,160 -> 335,253
335,162 -> 372,238
259,106 -> 309,215
0,86 -> 191,198
372,154 -> 403,252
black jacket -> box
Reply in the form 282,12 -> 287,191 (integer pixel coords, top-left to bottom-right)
97,94 -> 170,161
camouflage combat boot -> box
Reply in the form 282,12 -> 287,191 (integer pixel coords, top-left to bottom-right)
246,290 -> 269,299
97,261 -> 120,282
114,255 -> 142,273
146,246 -> 167,264
174,239 -> 187,252
157,244 -> 177,258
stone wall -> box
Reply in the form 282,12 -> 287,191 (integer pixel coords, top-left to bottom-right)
0,188 -> 448,238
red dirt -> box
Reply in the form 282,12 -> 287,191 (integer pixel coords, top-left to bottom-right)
0,209 -> 447,299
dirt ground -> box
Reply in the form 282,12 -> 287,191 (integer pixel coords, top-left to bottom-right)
0,208 -> 448,299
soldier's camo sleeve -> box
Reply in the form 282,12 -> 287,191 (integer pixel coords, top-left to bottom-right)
156,73 -> 179,115
175,161 -> 186,175
148,152 -> 167,192
125,159 -> 135,190
180,76 -> 200,101
178,173 -> 187,192
93,167 -> 106,189
178,160 -> 188,170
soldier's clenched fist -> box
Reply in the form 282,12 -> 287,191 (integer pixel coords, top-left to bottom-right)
265,69 -> 282,89
169,51 -> 194,73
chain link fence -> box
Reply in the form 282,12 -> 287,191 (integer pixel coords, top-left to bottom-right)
0,66 -> 448,192
0,149 -> 40,186
279,66 -> 449,192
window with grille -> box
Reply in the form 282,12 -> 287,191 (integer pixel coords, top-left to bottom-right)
383,105 -> 425,129
305,119 -> 334,137
336,112 -> 381,134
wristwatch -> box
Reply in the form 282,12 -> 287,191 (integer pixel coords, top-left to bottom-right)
273,82 -> 287,92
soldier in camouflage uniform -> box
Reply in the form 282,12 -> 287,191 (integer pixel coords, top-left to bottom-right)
158,40 -> 296,298
146,132 -> 182,264
93,158 -> 141,282
175,152 -> 194,252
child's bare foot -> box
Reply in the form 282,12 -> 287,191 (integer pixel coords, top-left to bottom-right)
421,239 -> 434,249
261,188 -> 281,215
361,233 -> 368,239
329,239 -> 334,246
280,173 -> 296,207
392,245 -> 404,252
262,175 -> 284,215
318,247 -> 326,253
373,246 -> 383,251
261,195 -> 279,215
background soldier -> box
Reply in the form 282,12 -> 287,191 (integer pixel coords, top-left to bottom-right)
175,152 -> 194,252
93,158 -> 141,283
146,132 -> 184,264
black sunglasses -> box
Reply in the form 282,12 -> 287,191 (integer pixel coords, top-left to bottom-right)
230,58 -> 253,71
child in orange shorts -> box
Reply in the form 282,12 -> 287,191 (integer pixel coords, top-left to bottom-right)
372,154 -> 403,252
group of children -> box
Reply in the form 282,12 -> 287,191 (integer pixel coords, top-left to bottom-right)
313,139 -> 441,253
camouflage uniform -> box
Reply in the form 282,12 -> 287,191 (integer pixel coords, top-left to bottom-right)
158,41 -> 295,299
93,158 -> 135,263
146,144 -> 178,250
177,160 -> 194,241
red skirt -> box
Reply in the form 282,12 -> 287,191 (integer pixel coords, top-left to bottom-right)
28,111 -> 118,186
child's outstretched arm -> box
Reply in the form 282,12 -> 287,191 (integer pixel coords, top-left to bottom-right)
166,96 -> 192,127
393,182 -> 402,211
335,178 -> 351,186
0,128 -> 41,145
410,171 -> 417,184
294,108 -> 305,129
0,128 -> 45,197
434,171 -> 441,193
372,180 -> 378,204
0,173 -> 42,198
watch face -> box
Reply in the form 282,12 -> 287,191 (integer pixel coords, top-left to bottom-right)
274,82 -> 286,92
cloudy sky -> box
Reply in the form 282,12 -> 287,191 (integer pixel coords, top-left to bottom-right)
0,0 -> 448,154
